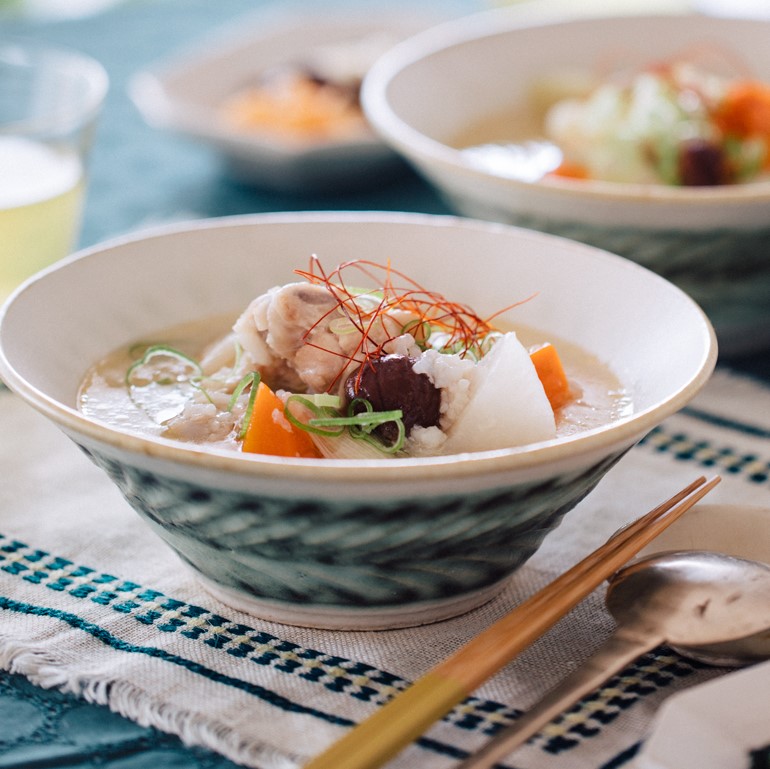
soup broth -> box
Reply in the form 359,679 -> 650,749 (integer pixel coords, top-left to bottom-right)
79,313 -> 632,453
456,58 -> 770,186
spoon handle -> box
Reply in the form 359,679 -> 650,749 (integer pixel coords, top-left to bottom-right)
456,622 -> 663,769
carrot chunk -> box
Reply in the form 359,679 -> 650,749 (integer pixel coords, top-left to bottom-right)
547,160 -> 590,180
242,381 -> 321,458
714,81 -> 770,141
530,343 -> 572,411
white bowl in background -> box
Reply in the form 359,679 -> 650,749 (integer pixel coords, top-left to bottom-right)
130,8 -> 443,193
362,11 -> 770,356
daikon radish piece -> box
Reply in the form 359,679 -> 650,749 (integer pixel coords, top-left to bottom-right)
442,332 -> 556,453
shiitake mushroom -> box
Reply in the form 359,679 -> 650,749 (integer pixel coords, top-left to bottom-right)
344,355 -> 441,443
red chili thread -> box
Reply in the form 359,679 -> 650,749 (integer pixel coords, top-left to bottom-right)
293,256 -> 535,391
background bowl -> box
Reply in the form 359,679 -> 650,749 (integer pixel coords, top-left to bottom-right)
129,8 -> 440,193
0,212 -> 716,629
361,11 -> 770,357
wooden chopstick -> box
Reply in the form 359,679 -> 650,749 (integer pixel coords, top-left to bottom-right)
303,475 -> 720,769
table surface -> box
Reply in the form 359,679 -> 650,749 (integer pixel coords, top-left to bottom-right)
1,1 -> 769,767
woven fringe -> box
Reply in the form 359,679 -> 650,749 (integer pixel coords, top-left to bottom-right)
0,635 -> 300,769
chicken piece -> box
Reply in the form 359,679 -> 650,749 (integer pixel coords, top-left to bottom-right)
233,291 -> 305,392
233,292 -> 280,366
262,283 -> 344,392
163,402 -> 236,443
234,282 -> 409,393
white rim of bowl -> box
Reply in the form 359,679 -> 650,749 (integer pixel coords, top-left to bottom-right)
0,211 -> 718,483
361,10 -> 770,208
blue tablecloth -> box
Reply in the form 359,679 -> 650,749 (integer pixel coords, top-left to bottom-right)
1,2 -> 768,767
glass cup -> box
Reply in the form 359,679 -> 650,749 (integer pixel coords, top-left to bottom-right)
0,39 -> 108,302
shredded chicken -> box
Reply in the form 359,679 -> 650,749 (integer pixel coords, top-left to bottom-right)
233,282 -> 411,393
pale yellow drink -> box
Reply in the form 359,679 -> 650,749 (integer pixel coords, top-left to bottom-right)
0,136 -> 84,301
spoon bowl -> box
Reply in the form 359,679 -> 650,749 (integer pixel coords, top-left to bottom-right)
606,550 -> 770,664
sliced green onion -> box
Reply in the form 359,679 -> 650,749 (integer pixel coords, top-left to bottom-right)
230,341 -> 243,376
304,393 -> 342,409
285,393 -> 406,455
227,372 -> 261,440
126,345 -> 203,387
228,371 -> 260,411
442,339 -> 471,356
309,410 -> 403,429
350,288 -> 384,308
329,316 -> 359,336
284,395 -> 345,437
401,318 -> 432,349
128,341 -> 152,357
350,419 -> 406,454
190,381 -> 216,405
343,398 -> 406,453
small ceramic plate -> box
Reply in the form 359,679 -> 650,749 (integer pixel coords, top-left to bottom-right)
631,504 -> 770,768
129,8 -> 442,192
637,503 -> 770,564
629,660 -> 770,769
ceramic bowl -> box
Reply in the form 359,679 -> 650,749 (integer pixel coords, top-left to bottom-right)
629,659 -> 770,769
361,11 -> 770,357
0,212 -> 716,629
129,8 -> 441,193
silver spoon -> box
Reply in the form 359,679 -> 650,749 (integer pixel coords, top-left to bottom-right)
456,550 -> 770,769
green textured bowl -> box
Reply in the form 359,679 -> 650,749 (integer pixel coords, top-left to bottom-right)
0,213 -> 716,628
362,11 -> 770,357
